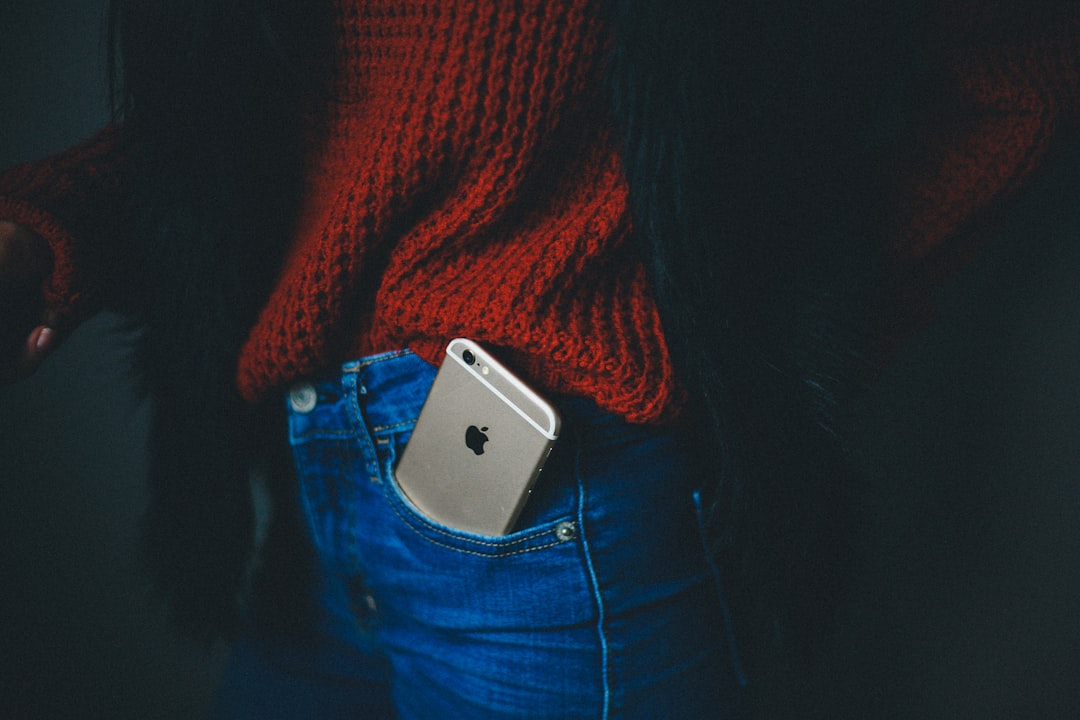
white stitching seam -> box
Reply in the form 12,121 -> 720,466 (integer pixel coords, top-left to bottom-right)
386,497 -> 568,558
575,441 -> 610,720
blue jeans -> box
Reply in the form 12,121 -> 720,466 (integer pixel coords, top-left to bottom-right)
213,350 -> 746,719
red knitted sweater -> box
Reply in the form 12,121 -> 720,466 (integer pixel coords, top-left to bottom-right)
237,0 -> 680,420
1,1 -> 1078,424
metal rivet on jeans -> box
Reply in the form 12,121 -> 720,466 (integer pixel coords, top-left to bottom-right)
555,520 -> 577,542
289,382 -> 318,413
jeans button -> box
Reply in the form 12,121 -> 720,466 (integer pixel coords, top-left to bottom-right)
289,383 -> 318,413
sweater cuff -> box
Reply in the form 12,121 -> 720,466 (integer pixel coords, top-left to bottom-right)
0,196 -> 95,319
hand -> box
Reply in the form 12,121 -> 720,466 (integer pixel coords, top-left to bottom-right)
0,220 -> 57,382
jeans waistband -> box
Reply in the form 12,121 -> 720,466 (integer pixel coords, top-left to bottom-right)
339,350 -> 438,432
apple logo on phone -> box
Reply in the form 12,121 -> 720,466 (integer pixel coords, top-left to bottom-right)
465,425 -> 489,455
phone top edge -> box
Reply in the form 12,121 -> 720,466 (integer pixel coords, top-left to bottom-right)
446,338 -> 560,440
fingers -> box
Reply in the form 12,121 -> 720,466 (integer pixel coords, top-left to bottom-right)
0,221 -> 56,383
0,325 -> 58,384
0,311 -> 64,384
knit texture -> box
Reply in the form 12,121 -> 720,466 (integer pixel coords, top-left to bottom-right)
0,125 -> 127,318
1,2 -> 1078,423
235,0 -> 681,423
892,5 -> 1080,261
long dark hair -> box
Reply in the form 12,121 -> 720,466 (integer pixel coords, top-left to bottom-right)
106,0 -> 333,639
108,0 -> 939,681
608,0 -> 939,698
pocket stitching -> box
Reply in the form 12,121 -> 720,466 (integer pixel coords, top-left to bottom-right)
383,469 -> 574,556
290,428 -> 357,442
386,496 -> 568,558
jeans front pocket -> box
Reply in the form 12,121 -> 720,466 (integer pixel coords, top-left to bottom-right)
357,429 -> 607,719
355,425 -> 592,633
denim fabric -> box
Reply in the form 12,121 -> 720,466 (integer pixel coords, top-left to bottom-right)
214,349 -> 746,719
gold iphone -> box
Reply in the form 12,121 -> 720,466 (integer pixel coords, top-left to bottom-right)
394,338 -> 562,536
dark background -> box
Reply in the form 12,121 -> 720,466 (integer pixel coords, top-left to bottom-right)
2,1 -> 1078,718
0,2 -> 226,719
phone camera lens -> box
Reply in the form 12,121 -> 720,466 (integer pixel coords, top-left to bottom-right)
462,350 -> 476,365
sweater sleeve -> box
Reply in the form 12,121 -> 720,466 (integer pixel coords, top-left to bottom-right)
892,5 -> 1080,264
0,125 -> 130,320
